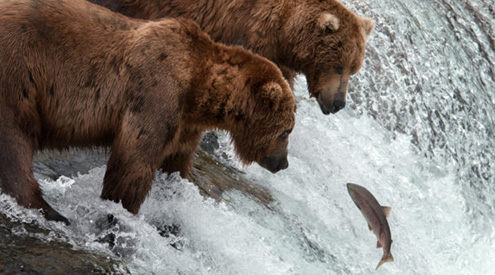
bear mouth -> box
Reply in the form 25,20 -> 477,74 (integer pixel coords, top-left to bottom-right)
316,92 -> 346,115
316,95 -> 332,115
259,156 -> 289,173
311,90 -> 333,115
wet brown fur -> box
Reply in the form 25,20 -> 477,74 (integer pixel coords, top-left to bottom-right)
0,0 -> 295,222
91,0 -> 375,114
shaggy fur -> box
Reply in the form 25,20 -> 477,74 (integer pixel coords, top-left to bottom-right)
0,0 -> 296,223
91,0 -> 375,114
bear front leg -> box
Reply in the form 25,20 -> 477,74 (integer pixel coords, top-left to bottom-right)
160,150 -> 196,179
0,116 -> 69,224
160,129 -> 202,179
101,150 -> 157,214
101,111 -> 178,214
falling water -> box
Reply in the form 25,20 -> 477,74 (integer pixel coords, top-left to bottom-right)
346,0 -> 495,237
1,0 -> 494,274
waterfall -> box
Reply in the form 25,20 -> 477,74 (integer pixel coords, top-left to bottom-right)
1,0 -> 493,274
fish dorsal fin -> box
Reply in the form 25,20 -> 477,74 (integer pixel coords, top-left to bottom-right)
376,240 -> 382,248
382,206 -> 392,217
368,223 -> 373,231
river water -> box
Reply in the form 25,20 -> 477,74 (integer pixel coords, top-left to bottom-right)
1,0 -> 494,274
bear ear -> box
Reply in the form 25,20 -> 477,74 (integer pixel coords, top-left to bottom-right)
260,82 -> 284,109
360,17 -> 375,38
318,13 -> 340,33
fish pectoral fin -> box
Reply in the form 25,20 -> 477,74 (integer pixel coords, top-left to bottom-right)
376,240 -> 382,248
368,223 -> 373,231
382,206 -> 392,217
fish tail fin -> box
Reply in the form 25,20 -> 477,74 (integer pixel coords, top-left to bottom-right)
376,253 -> 394,270
382,206 -> 392,217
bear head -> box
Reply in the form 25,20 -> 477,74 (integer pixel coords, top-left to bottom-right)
280,0 -> 375,115
228,66 -> 296,173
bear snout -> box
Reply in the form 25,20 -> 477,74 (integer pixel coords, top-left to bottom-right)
260,155 -> 289,173
332,99 -> 346,113
317,92 -> 346,115
312,72 -> 349,115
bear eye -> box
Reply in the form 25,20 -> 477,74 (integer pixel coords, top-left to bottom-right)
279,130 -> 291,139
334,65 -> 344,75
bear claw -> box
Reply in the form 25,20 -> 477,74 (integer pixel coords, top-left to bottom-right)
43,208 -> 70,225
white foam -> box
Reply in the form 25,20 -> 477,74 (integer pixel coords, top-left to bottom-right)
1,0 -> 494,274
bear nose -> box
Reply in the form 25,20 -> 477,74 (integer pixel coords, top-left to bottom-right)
260,156 -> 289,173
316,93 -> 346,115
331,100 -> 346,114
278,157 -> 289,170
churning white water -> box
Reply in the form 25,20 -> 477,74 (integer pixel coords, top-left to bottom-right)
1,0 -> 494,274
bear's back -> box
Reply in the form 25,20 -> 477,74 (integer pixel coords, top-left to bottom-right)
0,0 -> 201,149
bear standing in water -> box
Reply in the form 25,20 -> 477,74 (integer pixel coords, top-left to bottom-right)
0,0 -> 296,224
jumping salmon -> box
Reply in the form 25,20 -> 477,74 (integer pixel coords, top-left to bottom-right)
347,183 -> 394,269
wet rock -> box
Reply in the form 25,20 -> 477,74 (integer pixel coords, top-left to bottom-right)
156,224 -> 184,250
33,150 -> 108,180
191,150 -> 274,208
94,214 -> 138,258
157,224 -> 181,238
0,212 -> 128,275
198,131 -> 220,154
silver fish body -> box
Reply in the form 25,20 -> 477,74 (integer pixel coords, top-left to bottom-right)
347,183 -> 394,269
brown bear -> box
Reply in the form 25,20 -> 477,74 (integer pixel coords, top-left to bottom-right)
91,0 -> 375,115
0,0 -> 296,224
